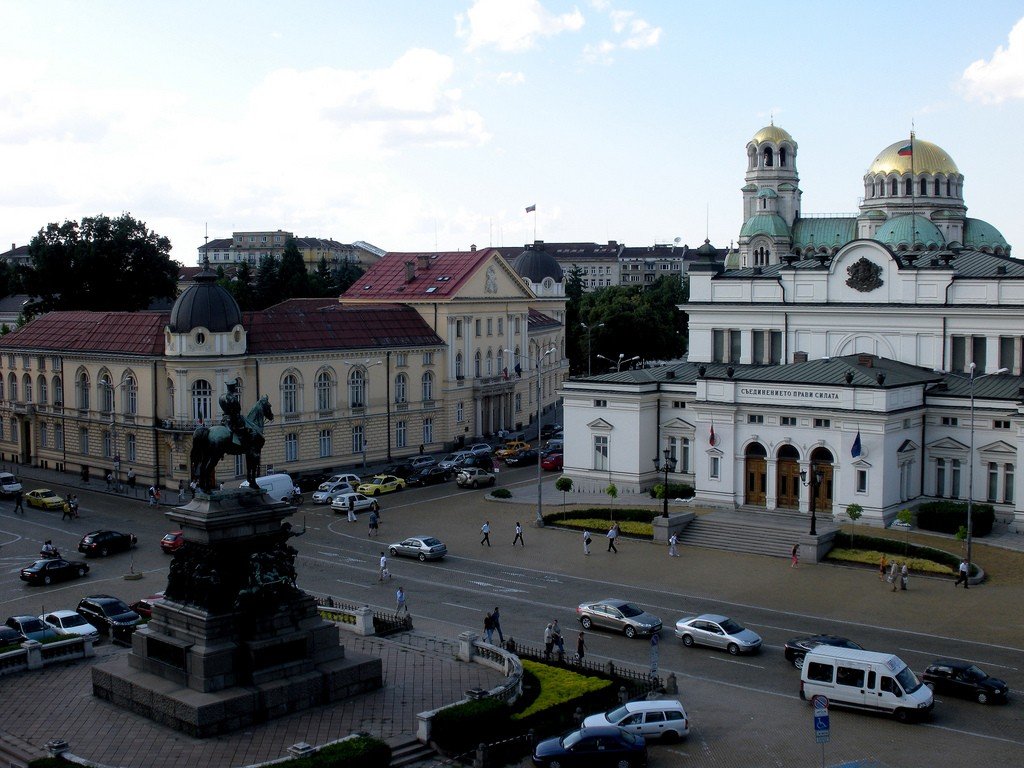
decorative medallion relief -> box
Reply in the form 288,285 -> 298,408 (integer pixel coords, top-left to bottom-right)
846,257 -> 883,292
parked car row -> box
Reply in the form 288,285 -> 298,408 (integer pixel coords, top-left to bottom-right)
4,593 -> 142,649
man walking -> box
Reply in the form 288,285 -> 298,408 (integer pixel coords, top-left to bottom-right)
368,509 -> 379,538
480,520 -> 491,546
148,486 -> 157,506
127,467 -> 136,490
378,551 -> 389,582
484,611 -> 495,644
13,489 -> 23,514
583,529 -> 592,556
668,531 -> 679,557
954,558 -> 969,588
347,495 -> 357,522
543,622 -> 554,660
512,521 -> 524,547
889,560 -> 900,592
395,585 -> 408,615
606,523 -> 618,553
491,606 -> 504,643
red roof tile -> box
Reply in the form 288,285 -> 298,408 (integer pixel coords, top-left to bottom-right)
340,250 -> 500,302
0,311 -> 168,355
528,307 -> 561,331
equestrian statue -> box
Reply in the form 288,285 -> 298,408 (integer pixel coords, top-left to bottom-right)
190,379 -> 273,492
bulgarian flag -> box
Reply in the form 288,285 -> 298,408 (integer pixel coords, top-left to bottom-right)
709,423 -> 716,446
898,142 -> 913,157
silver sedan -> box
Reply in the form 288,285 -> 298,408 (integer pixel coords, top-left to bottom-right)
576,599 -> 662,639
388,536 -> 447,562
674,613 -> 762,655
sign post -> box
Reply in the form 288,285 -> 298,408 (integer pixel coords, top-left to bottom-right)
811,695 -> 829,767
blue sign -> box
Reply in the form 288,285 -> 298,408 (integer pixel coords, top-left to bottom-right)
814,713 -> 830,743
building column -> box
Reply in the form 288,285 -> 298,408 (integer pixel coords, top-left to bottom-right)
765,458 -> 778,511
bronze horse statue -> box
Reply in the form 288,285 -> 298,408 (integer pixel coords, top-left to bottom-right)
190,395 -> 273,492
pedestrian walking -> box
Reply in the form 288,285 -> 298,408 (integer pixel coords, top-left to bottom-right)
889,560 -> 900,592
576,631 -> 586,663
543,622 -> 554,660
583,529 -> 592,556
791,543 -> 800,568
347,495 -> 357,522
127,468 -> 136,489
512,521 -> 524,547
900,563 -> 909,591
551,619 -> 565,661
378,551 -> 389,582
668,532 -> 679,557
70,496 -> 79,518
368,509 -> 379,537
878,553 -> 888,581
484,611 -> 495,644
61,494 -> 73,521
395,586 -> 408,614
480,520 -> 491,546
106,472 -> 113,491
13,490 -> 23,514
154,488 -> 161,505
492,606 -> 504,643
954,558 -> 969,588
148,486 -> 157,506
606,523 -> 618,553
177,479 -> 185,503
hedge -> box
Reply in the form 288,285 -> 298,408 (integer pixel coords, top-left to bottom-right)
649,483 -> 695,500
282,736 -> 391,768
916,501 -> 994,537
832,532 -> 963,571
491,488 -> 512,499
431,698 -> 511,755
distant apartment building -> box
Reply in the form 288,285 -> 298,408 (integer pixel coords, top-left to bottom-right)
197,231 -> 384,272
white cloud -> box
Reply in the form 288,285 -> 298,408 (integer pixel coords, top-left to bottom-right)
456,0 -> 585,52
497,71 -> 526,85
960,17 -> 1024,104
581,4 -> 661,62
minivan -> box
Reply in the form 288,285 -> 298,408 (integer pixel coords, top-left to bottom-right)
0,472 -> 22,496
239,473 -> 295,503
800,646 -> 934,722
582,699 -> 690,741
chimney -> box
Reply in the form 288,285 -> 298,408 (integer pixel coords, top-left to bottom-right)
417,254 -> 431,270
857,354 -> 873,367
404,261 -> 416,283
470,244 -> 477,252
793,351 -> 808,363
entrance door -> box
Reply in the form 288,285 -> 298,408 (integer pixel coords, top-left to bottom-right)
777,462 -> 800,508
815,464 -> 834,513
745,458 -> 767,506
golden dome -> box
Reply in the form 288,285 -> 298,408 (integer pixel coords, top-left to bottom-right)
752,124 -> 794,144
868,138 -> 959,176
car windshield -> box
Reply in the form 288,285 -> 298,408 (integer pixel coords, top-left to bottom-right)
20,619 -> 46,632
605,705 -> 630,723
719,618 -> 744,634
421,538 -> 442,547
561,731 -> 584,748
895,666 -> 923,693
618,603 -> 644,618
101,601 -> 132,616
41,491 -> 58,499
162,534 -> 178,541
963,665 -> 988,681
60,614 -> 88,627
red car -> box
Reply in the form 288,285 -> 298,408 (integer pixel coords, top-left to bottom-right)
160,531 -> 185,553
541,453 -> 564,471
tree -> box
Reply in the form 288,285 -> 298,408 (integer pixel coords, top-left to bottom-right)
606,482 -> 618,520
21,213 -> 177,317
555,475 -> 573,518
253,254 -> 282,310
845,503 -> 863,548
896,508 -> 914,555
279,237 -> 310,299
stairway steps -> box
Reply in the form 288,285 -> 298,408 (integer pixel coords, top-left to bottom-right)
389,738 -> 438,768
678,517 -> 804,558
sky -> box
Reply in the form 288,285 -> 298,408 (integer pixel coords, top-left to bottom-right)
2,1 -> 1023,265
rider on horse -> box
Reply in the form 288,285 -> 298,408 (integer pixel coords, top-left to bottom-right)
220,378 -> 254,453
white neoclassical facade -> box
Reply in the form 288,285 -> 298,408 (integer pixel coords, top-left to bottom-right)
562,125 -> 1024,532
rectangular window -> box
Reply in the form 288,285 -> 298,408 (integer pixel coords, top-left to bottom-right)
813,418 -> 831,428
747,414 -> 764,424
456,320 -> 463,339
456,401 -> 464,422
396,352 -> 408,367
285,433 -> 298,462
423,352 -> 433,365
80,427 -> 89,455
486,318 -> 492,335
836,666 -> 865,688
856,469 -> 867,493
999,336 -> 1015,371
55,424 -> 64,451
102,430 -> 112,459
903,418 -> 912,429
1005,463 -> 1014,504
780,416 -> 797,426
941,416 -> 958,426
806,662 -> 834,684
126,434 -> 136,462
951,459 -> 962,498
351,425 -> 364,455
729,330 -> 741,364
475,319 -> 481,336
770,331 -> 782,364
988,461 -> 998,502
753,332 -> 764,364
681,437 -> 691,473
594,399 -> 607,408
951,336 -> 966,373
40,424 -> 48,448
710,455 -> 720,479
422,418 -> 433,445
672,401 -> 686,409
972,336 -> 987,371
497,318 -> 503,335
396,420 -> 407,448
936,458 -> 946,497
593,435 -> 609,471
319,429 -> 332,458
515,393 -> 522,413
713,330 -> 725,363
993,420 -> 1011,430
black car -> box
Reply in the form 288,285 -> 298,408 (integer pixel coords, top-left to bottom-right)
0,625 -> 26,648
20,557 -> 90,586
295,471 -> 330,492
533,726 -> 647,768
461,454 -> 495,471
505,449 -> 539,467
922,659 -> 1009,704
384,463 -> 416,479
540,423 -> 562,439
409,466 -> 452,486
78,529 -> 137,557
783,634 -> 863,669
76,594 -> 141,641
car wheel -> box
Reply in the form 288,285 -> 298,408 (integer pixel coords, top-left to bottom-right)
418,553 -> 426,562
624,625 -> 637,639
681,634 -> 694,647
661,730 -> 680,743
373,489 -> 381,496
617,760 -> 630,768
580,616 -> 593,630
43,575 -> 52,585
549,762 -> 561,768
389,547 -> 398,556
977,690 -> 989,704
793,655 -> 805,670
472,481 -> 479,489
100,547 -> 109,557
894,708 -> 910,723
78,567 -> 86,577
727,643 -> 740,656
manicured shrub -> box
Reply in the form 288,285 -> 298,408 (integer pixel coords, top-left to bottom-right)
649,483 -> 694,499
490,488 -> 512,499
290,736 -> 391,768
830,532 -> 962,573
431,698 -> 511,755
916,501 -> 995,537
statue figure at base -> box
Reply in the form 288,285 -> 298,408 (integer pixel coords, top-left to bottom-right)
190,380 -> 273,492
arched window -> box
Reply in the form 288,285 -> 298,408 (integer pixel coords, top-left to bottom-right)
890,178 -> 898,196
946,179 -> 952,196
9,372 -> 18,402
191,379 -> 213,423
903,178 -> 912,195
455,352 -> 464,378
486,350 -> 493,377
474,350 -> 482,378
779,147 -> 787,167
348,369 -> 365,408
37,375 -> 47,405
763,147 -> 774,167
919,178 -> 928,196
282,373 -> 299,414
315,370 -> 333,411
99,373 -> 114,413
53,376 -> 63,406
167,378 -> 175,418
123,374 -> 137,415
22,373 -> 32,404
421,371 -> 434,402
395,373 -> 408,403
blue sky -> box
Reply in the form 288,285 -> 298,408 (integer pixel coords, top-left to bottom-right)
1,1 -> 1022,263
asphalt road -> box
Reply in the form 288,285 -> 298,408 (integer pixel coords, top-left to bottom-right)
1,469 -> 1022,768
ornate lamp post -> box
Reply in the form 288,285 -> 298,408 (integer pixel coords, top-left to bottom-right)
580,321 -> 604,377
597,352 -> 640,372
653,448 -> 677,518
799,466 -> 825,536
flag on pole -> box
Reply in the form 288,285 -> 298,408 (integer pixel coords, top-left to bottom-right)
851,429 -> 862,458
897,142 -> 913,157
709,423 -> 716,446
525,204 -> 536,213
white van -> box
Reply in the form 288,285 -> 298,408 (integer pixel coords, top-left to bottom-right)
582,699 -> 690,741
0,472 -> 22,496
800,647 -> 934,722
239,473 -> 295,503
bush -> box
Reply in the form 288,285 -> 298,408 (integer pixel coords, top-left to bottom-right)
431,698 -> 511,755
287,736 -> 391,768
490,488 -> 512,499
916,501 -> 995,537
830,532 -> 962,572
649,483 -> 694,499
513,660 -> 613,719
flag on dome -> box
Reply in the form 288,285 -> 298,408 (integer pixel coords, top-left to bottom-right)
851,430 -> 862,458
525,204 -> 536,213
897,143 -> 913,157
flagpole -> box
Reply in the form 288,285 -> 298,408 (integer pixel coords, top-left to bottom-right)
909,129 -> 916,249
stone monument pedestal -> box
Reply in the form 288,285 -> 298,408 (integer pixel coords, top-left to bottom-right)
92,489 -> 382,737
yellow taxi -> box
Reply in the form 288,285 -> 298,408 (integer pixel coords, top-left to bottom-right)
356,475 -> 407,496
25,489 -> 67,510
494,440 -> 530,460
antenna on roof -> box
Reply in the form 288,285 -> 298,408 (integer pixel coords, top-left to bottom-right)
705,204 -> 710,241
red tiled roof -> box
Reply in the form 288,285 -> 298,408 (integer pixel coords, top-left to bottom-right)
528,307 -> 561,331
340,250 -> 500,302
0,311 -> 169,355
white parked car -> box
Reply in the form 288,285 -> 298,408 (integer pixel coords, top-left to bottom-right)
467,443 -> 492,457
674,613 -> 762,655
582,699 -> 690,741
456,467 -> 496,488
320,473 -> 361,490
311,481 -> 354,505
0,472 -> 22,496
39,609 -> 100,640
330,493 -> 380,515
438,451 -> 475,470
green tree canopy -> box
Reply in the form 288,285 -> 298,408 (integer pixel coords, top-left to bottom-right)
22,213 -> 177,317
279,237 -> 310,299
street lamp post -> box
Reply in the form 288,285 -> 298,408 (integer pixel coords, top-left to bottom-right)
653,448 -> 677,518
580,321 -> 604,377
534,343 -> 556,526
596,353 -> 640,372
799,466 -> 825,536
